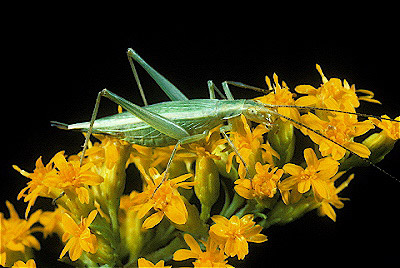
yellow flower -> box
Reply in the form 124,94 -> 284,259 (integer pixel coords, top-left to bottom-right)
261,141 -> 280,165
84,134 -> 131,169
318,173 -> 354,222
256,73 -> 300,122
188,125 -> 226,160
39,206 -> 66,238
227,115 -> 268,179
209,214 -> 267,260
44,151 -> 104,204
60,210 -> 98,261
132,167 -> 194,229
369,115 -> 400,140
280,148 -> 340,204
13,157 -> 57,218
0,201 -> 41,267
174,233 -> 232,267
295,64 -> 380,113
235,162 -> 284,200
137,257 -> 171,267
301,113 -> 374,160
12,259 -> 36,268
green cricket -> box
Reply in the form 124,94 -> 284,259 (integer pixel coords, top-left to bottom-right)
51,48 -> 399,190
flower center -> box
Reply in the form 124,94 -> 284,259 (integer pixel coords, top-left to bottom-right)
300,169 -> 317,181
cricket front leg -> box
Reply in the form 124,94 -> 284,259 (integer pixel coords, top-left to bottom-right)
152,132 -> 209,196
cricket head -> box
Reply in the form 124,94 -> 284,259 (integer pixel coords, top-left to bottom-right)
242,100 -> 274,126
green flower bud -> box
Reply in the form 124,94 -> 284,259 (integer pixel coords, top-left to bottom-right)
363,132 -> 396,163
119,209 -> 145,262
262,197 -> 317,228
267,120 -> 295,167
194,156 -> 220,221
340,131 -> 397,170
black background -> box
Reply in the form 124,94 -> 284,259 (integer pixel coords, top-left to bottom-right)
2,10 -> 399,267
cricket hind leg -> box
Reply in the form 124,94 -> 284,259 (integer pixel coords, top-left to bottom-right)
127,49 -> 148,106
127,48 -> 189,102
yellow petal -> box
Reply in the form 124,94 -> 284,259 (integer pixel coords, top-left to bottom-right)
304,148 -> 318,167
323,97 -> 340,111
278,176 -> 298,190
235,236 -> 249,260
183,233 -> 202,254
86,210 -> 98,227
294,85 -> 318,94
164,202 -> 187,225
171,173 -> 192,185
62,213 -> 79,235
173,249 -> 198,261
295,95 -> 318,106
24,235 -> 41,250
318,157 -> 339,171
69,239 -> 83,261
234,185 -> 253,199
244,225 -> 262,238
297,180 -> 311,193
137,202 -> 154,219
248,233 -> 268,243
51,151 -> 68,169
311,180 -> 330,199
59,238 -> 73,259
5,201 -> 19,220
76,187 -> 89,204
142,211 -> 164,229
6,241 -> 25,252
138,258 -> 155,267
347,142 -> 371,158
320,202 -> 336,222
283,163 -> 303,176
211,215 -> 229,225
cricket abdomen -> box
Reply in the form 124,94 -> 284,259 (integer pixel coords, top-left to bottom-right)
65,99 -> 224,147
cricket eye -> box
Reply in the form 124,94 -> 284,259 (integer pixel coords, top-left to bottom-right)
249,108 -> 257,115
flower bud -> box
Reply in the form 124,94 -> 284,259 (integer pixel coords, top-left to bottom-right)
263,197 -> 317,228
340,131 -> 397,170
119,209 -> 145,262
171,196 -> 208,238
362,131 -> 396,163
267,120 -> 295,167
194,156 -> 220,221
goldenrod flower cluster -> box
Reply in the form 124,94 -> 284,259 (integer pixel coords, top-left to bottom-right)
2,66 -> 398,267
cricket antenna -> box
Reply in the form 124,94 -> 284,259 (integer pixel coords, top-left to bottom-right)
262,104 -> 399,182
269,104 -> 400,123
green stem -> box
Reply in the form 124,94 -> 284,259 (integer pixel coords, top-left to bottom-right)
235,199 -> 257,218
219,180 -> 231,216
222,193 -> 245,218
144,237 -> 184,264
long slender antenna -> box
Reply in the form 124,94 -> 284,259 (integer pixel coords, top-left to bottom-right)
268,104 -> 400,123
265,107 -> 398,182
